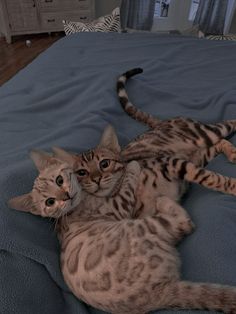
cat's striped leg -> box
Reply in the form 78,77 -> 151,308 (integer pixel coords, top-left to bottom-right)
198,139 -> 236,167
214,139 -> 236,163
154,196 -> 194,242
165,157 -> 236,196
108,161 -> 141,219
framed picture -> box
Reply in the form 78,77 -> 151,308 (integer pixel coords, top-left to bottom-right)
154,0 -> 171,18
152,1 -> 192,32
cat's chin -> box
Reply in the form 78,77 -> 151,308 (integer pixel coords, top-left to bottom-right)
58,191 -> 82,216
93,190 -> 111,197
59,204 -> 79,217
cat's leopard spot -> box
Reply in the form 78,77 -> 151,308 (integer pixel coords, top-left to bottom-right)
116,254 -> 129,283
67,243 -> 83,274
137,224 -> 145,237
128,290 -> 150,307
127,262 -> 145,285
82,272 -> 111,292
143,218 -> 158,235
149,255 -> 163,269
84,244 -> 103,271
139,239 -> 154,255
105,238 -> 120,257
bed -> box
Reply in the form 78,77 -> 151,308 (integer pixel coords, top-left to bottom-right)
0,32 -> 236,314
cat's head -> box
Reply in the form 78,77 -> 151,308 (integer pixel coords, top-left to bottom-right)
53,125 -> 125,197
8,150 -> 82,218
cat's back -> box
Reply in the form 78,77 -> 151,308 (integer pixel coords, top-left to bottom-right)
121,117 -> 203,161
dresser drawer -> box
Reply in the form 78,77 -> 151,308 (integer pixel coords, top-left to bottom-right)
41,11 -> 91,30
39,0 -> 91,10
6,0 -> 39,31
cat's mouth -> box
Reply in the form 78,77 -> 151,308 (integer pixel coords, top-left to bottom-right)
87,184 -> 110,197
92,174 -> 125,197
60,193 -> 80,216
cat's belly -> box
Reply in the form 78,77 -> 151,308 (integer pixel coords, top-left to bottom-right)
60,218 -> 180,313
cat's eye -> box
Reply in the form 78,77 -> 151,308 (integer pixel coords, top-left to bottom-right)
99,159 -> 110,170
77,169 -> 88,177
56,175 -> 63,186
45,198 -> 55,207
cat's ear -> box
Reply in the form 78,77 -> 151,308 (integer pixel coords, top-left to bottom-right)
52,147 -> 76,168
8,193 -> 37,214
30,149 -> 60,172
98,125 -> 121,153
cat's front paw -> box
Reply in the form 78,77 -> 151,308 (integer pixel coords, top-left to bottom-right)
228,150 -> 236,163
126,161 -> 141,176
178,219 -> 195,236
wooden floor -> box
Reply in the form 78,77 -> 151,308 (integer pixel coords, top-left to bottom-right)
0,33 -> 64,86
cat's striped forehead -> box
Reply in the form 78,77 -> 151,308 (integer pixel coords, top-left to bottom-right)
33,165 -> 71,189
79,149 -> 116,164
81,150 -> 95,162
34,176 -> 51,190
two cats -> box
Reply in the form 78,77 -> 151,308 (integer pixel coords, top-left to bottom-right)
8,131 -> 236,313
8,68 -> 236,313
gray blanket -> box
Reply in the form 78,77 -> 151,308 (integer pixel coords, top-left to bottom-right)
0,32 -> 236,314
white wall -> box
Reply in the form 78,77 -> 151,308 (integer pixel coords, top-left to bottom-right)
152,0 -> 192,32
95,0 -> 121,18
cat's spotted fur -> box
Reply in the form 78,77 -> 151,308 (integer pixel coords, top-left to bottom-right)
117,68 -> 236,209
53,125 -> 236,222
7,68 -> 236,313
117,68 -> 236,163
8,151 -> 236,313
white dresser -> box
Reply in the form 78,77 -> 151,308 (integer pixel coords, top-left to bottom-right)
0,0 -> 95,43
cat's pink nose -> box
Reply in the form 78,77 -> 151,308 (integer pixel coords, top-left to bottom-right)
92,177 -> 101,184
63,192 -> 71,201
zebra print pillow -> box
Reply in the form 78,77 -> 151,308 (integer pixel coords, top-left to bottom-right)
63,7 -> 120,35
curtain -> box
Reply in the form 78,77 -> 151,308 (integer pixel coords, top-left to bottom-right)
194,0 -> 228,35
120,0 -> 156,30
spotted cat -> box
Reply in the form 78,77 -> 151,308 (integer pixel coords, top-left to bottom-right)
53,125 -> 236,219
8,151 -> 236,314
117,68 -> 236,165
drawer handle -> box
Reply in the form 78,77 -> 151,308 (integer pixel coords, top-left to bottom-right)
80,17 -> 87,20
47,18 -> 55,22
45,0 -> 53,2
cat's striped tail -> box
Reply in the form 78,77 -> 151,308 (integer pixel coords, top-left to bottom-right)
156,281 -> 236,313
117,68 -> 159,129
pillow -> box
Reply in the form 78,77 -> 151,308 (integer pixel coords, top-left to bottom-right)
63,7 -> 120,35
205,34 -> 236,41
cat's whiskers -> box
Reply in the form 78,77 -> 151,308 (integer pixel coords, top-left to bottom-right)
54,215 -> 60,232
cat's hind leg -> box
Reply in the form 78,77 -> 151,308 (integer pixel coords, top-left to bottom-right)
198,139 -> 236,166
153,196 -> 194,242
165,157 -> 236,196
215,139 -> 236,163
